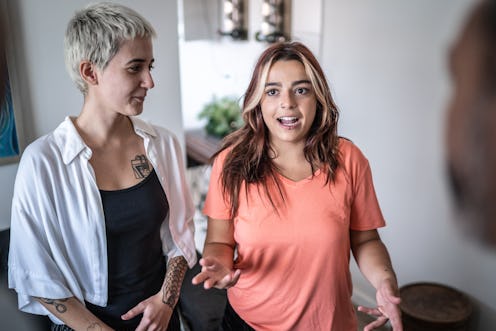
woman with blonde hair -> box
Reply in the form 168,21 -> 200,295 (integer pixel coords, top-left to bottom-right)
9,3 -> 196,330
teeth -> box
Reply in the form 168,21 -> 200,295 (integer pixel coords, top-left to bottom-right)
278,116 -> 298,125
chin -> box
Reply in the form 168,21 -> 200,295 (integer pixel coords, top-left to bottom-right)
126,106 -> 144,116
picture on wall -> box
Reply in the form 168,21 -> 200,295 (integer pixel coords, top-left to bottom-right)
0,60 -> 19,161
0,1 -> 22,165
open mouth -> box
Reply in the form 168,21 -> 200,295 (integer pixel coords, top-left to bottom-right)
277,116 -> 299,127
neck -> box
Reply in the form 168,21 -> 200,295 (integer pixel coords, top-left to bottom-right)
270,142 -> 314,181
74,107 -> 134,149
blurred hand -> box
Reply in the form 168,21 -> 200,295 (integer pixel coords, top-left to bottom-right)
191,256 -> 241,289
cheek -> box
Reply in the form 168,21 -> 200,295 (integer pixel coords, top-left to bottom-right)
260,99 -> 276,117
303,99 -> 317,123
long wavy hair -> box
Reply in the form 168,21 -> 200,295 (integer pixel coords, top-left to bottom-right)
214,42 -> 340,218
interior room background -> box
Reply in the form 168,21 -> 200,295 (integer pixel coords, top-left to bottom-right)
0,0 -> 494,329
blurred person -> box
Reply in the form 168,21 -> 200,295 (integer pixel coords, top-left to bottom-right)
446,0 -> 496,247
8,2 -> 197,330
192,41 -> 403,331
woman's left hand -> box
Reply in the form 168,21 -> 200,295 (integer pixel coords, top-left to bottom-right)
121,292 -> 172,331
357,278 -> 403,331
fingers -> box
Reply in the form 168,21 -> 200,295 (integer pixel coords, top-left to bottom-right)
216,272 -> 235,289
230,268 -> 241,285
380,281 -> 402,305
134,319 -> 166,331
357,305 -> 383,317
380,302 -> 403,331
363,316 -> 389,331
382,287 -> 401,305
389,312 -> 403,331
198,256 -> 217,268
191,271 -> 209,285
121,302 -> 144,320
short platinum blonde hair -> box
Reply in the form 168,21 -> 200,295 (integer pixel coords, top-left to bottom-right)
64,2 -> 156,94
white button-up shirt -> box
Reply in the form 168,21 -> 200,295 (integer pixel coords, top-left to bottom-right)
8,116 -> 197,320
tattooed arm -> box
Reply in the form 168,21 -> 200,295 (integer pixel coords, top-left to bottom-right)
161,255 -> 188,309
121,256 -> 188,330
36,297 -> 113,331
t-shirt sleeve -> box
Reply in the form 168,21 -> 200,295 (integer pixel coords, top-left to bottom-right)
202,151 -> 232,220
344,141 -> 386,230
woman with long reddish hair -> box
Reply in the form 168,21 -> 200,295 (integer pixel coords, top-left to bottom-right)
193,42 -> 402,330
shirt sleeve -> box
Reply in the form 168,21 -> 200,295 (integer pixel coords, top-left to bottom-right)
8,149 -> 75,316
343,141 -> 386,231
202,150 -> 232,220
156,129 -> 197,268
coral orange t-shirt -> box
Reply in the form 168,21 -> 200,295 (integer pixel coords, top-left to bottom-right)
203,138 -> 386,331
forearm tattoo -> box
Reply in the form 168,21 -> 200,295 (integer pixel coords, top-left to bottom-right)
131,154 -> 151,179
87,323 -> 103,331
39,298 -> 104,330
162,256 -> 188,309
39,298 -> 68,313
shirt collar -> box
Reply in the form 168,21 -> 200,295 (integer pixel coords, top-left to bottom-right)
54,116 -> 157,165
53,116 -> 88,165
130,116 -> 158,139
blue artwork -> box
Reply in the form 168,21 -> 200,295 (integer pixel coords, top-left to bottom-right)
0,67 -> 19,158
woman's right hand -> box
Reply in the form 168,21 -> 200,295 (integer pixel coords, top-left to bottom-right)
191,256 -> 241,289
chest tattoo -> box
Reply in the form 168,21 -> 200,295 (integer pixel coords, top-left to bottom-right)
131,154 -> 151,179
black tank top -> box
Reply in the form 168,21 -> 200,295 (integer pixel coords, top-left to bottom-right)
86,169 -> 169,330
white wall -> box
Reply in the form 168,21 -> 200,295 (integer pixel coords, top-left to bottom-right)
320,0 -> 496,329
180,0 -> 317,130
0,0 -> 184,229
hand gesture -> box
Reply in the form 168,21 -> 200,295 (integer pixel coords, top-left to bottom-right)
121,292 -> 172,331
358,279 -> 403,331
191,256 -> 241,289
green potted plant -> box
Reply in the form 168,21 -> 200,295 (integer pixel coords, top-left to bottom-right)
198,95 -> 244,138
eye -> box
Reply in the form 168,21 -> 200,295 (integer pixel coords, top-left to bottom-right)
128,65 -> 142,73
149,64 -> 155,71
295,87 -> 309,95
265,89 -> 278,96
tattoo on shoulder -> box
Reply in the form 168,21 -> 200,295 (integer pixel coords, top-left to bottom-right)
39,298 -> 68,313
131,154 -> 151,179
162,256 -> 188,309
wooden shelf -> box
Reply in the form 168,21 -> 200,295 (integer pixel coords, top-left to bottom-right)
185,129 -> 221,167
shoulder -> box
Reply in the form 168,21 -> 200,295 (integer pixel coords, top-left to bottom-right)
12,133 -> 63,209
338,137 -> 368,165
132,117 -> 182,153
337,137 -> 371,180
19,133 -> 60,171
212,147 -> 232,166
131,117 -> 182,155
132,117 -> 177,141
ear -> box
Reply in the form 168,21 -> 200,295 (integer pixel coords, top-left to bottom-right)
79,60 -> 99,86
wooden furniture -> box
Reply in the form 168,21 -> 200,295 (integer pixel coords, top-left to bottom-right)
185,129 -> 221,167
400,282 -> 473,331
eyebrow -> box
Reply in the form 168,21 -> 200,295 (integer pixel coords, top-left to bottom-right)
126,58 -> 155,65
265,79 -> 312,87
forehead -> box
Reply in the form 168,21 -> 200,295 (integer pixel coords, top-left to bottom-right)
114,37 -> 153,60
266,60 -> 308,80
